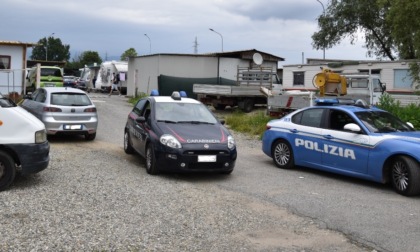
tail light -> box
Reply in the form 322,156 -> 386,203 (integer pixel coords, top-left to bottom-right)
84,108 -> 97,112
43,107 -> 62,112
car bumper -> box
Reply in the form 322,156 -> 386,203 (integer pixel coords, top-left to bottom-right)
154,144 -> 237,173
43,117 -> 98,135
9,141 -> 50,175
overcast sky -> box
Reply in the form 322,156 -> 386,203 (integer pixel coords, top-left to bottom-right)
1,0 -> 373,67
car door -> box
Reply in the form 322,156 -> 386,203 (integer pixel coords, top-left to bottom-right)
289,108 -> 325,167
128,99 -> 147,153
321,109 -> 370,174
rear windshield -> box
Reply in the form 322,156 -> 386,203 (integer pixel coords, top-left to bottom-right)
41,68 -> 62,77
51,93 -> 92,106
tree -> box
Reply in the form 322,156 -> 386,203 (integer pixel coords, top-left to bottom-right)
312,0 -> 395,60
385,0 -> 420,86
78,51 -> 102,67
120,48 -> 138,61
31,36 -> 70,61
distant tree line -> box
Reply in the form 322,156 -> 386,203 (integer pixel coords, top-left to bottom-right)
30,36 -> 138,76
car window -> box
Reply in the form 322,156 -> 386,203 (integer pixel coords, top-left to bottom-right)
292,108 -> 323,127
51,93 -> 92,106
133,99 -> 147,116
355,111 -> 414,132
34,89 -> 46,103
155,102 -> 218,124
328,109 -> 357,131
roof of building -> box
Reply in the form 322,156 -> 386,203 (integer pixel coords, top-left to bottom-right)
133,49 -> 284,62
0,40 -> 38,47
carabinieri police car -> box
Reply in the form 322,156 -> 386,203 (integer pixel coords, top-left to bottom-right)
124,91 -> 236,175
262,98 -> 420,196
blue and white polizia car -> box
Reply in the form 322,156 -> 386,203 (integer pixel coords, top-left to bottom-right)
262,99 -> 420,196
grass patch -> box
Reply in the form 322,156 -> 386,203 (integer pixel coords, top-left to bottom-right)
224,109 -> 273,138
377,93 -> 420,129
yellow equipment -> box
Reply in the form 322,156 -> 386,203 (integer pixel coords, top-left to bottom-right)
313,68 -> 347,96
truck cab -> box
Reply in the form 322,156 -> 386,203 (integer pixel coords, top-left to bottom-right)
0,93 -> 49,191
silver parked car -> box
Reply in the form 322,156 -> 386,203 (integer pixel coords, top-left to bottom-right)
20,87 -> 98,140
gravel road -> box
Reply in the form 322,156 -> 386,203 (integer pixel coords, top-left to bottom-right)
0,94 -> 375,251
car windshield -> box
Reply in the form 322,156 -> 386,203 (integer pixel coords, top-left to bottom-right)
51,93 -> 92,106
155,102 -> 217,124
355,111 -> 414,133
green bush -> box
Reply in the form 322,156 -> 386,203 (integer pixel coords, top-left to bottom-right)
377,93 -> 420,129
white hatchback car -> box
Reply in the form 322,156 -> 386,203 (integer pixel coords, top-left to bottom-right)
20,87 -> 98,140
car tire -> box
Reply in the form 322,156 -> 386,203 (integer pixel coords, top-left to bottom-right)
391,156 -> 420,196
0,150 -> 16,191
146,144 -> 158,175
242,99 -> 254,113
214,104 -> 226,110
271,139 -> 294,169
85,133 -> 96,141
124,130 -> 134,154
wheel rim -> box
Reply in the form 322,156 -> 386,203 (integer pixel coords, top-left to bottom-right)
146,147 -> 152,169
124,132 -> 129,150
274,143 -> 290,166
392,160 -> 409,192
0,162 -> 4,179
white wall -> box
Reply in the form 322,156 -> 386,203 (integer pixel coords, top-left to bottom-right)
0,45 -> 25,94
283,61 -> 419,92
127,54 -> 279,97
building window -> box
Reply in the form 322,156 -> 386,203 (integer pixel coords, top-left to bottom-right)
394,69 -> 413,89
359,69 -> 381,75
0,55 -> 11,70
293,71 -> 304,86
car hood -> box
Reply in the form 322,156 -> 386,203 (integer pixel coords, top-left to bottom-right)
385,131 -> 420,143
157,122 -> 229,144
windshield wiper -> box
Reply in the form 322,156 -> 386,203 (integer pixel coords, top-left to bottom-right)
177,121 -> 214,124
157,120 -> 177,124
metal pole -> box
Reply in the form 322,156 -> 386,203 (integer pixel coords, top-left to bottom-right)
209,28 -> 223,52
144,34 -> 151,54
316,0 -> 325,59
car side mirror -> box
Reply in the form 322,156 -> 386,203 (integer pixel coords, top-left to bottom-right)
136,116 -> 146,124
343,123 -> 361,133
407,122 -> 414,129
219,119 -> 225,125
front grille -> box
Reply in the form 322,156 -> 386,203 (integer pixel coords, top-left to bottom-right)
183,150 -> 228,155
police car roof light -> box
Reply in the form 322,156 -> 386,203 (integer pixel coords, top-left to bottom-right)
179,91 -> 187,97
315,98 -> 339,106
171,91 -> 182,100
315,98 -> 356,106
150,90 -> 159,96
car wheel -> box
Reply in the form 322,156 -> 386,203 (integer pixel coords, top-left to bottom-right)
85,133 -> 96,141
272,139 -> 294,169
214,104 -> 226,110
146,144 -> 158,175
124,130 -> 134,154
0,150 -> 16,191
242,99 -> 254,113
391,156 -> 420,196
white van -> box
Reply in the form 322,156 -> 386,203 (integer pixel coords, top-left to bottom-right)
0,94 -> 50,191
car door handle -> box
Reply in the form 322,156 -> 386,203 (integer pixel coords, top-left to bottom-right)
323,135 -> 334,139
289,129 -> 298,133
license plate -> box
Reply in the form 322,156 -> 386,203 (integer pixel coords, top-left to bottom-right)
198,155 -> 216,162
64,125 -> 82,130
44,83 -> 56,87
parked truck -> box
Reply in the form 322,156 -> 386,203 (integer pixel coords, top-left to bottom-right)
264,67 -> 387,117
193,66 -> 282,112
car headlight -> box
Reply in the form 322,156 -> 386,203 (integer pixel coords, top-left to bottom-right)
35,129 -> 47,143
228,135 -> 235,150
160,134 -> 182,149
